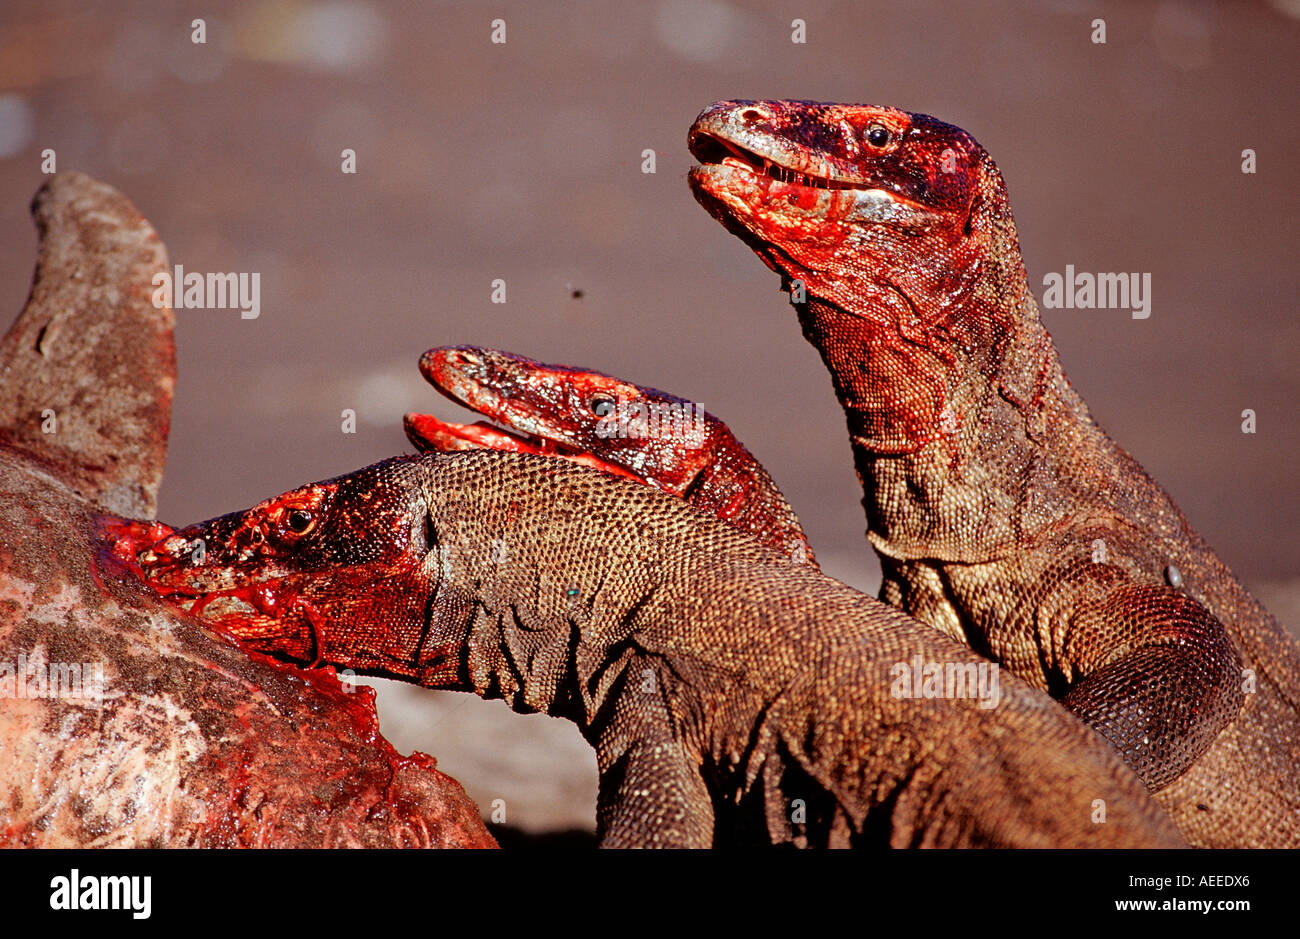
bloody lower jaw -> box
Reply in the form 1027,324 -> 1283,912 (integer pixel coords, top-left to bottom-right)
185,581 -> 283,621
689,133 -> 856,191
403,412 -> 643,483
181,585 -> 318,661
128,545 -> 315,655
404,413 -> 545,454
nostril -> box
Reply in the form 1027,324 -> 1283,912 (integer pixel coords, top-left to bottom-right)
452,350 -> 483,369
739,107 -> 768,124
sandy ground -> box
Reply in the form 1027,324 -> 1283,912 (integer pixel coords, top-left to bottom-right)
0,0 -> 1294,835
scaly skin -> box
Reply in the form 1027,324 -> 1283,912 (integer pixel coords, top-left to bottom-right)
403,345 -> 816,565
125,451 -> 1185,848
687,99 -> 1300,846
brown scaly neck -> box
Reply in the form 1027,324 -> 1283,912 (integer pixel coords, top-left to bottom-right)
791,198 -> 1103,563
687,434 -> 815,564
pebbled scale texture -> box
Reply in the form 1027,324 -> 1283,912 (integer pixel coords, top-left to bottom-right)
687,99 -> 1300,846
134,451 -> 1186,848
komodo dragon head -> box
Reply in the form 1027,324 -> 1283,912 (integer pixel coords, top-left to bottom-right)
688,99 -> 1038,455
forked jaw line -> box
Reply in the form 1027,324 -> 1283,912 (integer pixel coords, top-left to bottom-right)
691,131 -> 876,193
405,412 -> 644,483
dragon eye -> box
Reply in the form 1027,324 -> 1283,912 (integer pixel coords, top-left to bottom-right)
590,394 -> 615,417
286,509 -> 314,534
865,123 -> 892,148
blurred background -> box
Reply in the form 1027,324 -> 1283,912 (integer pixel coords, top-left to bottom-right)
1,0 -> 1295,841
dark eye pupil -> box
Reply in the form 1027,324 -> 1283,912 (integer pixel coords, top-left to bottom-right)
591,396 -> 614,417
867,125 -> 890,147
287,510 -> 312,533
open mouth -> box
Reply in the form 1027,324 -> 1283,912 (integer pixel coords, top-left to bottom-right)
688,131 -> 866,191
140,559 -> 303,640
403,412 -> 643,483
404,413 -> 556,455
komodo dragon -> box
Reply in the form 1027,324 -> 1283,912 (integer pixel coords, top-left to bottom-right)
120,450 -> 1184,848
686,98 -> 1300,846
403,345 -> 816,565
